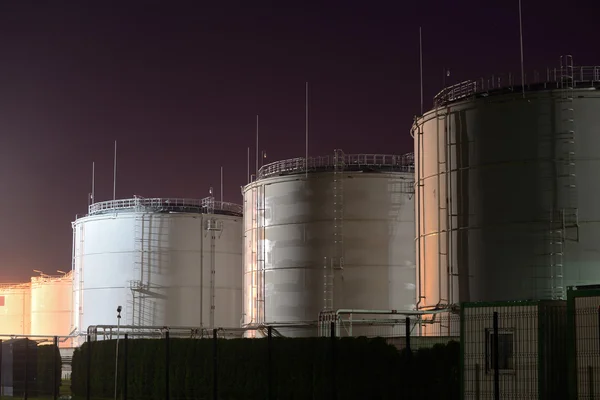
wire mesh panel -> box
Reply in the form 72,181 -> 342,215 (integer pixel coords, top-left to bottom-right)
572,293 -> 600,399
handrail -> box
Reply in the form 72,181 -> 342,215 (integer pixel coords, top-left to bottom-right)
88,196 -> 243,217
257,151 -> 415,180
433,65 -> 600,107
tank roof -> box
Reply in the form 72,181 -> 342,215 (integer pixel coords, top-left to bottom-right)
256,151 -> 414,180
433,64 -> 600,108
88,196 -> 243,217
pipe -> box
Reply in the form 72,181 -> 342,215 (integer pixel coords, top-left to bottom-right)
335,308 -> 450,316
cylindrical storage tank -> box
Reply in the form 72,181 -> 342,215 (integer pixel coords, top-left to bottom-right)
0,283 -> 31,335
414,63 -> 600,309
243,150 -> 415,336
72,197 -> 243,338
31,272 -> 73,338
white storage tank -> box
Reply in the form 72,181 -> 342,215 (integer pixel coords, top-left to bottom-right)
0,283 -> 31,335
72,197 -> 243,337
242,150 -> 415,336
30,272 -> 73,337
413,59 -> 600,309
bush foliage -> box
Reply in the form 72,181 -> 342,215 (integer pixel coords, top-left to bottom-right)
72,337 -> 459,400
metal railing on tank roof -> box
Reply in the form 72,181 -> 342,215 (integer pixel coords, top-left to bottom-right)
88,196 -> 243,217
257,152 -> 415,180
433,64 -> 600,107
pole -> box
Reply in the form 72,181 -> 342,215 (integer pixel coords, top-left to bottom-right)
114,311 -> 121,400
331,321 -> 336,400
91,161 -> 95,204
24,338 -> 28,400
305,81 -> 309,179
419,27 -> 423,115
267,326 -> 273,400
220,166 -> 223,202
0,339 -> 3,397
213,328 -> 218,400
256,115 -> 259,178
113,140 -> 117,201
247,147 -> 250,183
86,335 -> 91,400
405,316 -> 411,353
53,336 -> 58,400
123,334 -> 128,400
519,0 -> 525,98
165,331 -> 170,400
493,311 -> 500,400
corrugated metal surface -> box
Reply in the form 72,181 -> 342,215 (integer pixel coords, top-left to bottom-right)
415,88 -> 600,307
242,167 -> 415,336
72,204 -> 242,335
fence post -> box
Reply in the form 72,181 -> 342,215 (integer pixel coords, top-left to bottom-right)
589,366 -> 595,399
24,338 -> 29,400
165,331 -> 170,400
493,311 -> 499,400
405,316 -> 411,353
331,321 -> 336,400
0,339 -> 2,397
267,326 -> 273,400
213,329 -> 218,400
475,363 -> 480,400
86,335 -> 92,400
53,336 -> 59,400
123,334 -> 128,400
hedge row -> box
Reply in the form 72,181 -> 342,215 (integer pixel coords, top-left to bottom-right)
36,344 -> 62,396
72,337 -> 459,400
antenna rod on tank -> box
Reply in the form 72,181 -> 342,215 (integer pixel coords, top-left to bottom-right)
305,81 -> 309,179
419,27 -> 423,115
247,147 -> 250,184
113,140 -> 117,201
519,0 -> 525,98
220,166 -> 223,202
91,161 -> 95,204
256,115 -> 259,178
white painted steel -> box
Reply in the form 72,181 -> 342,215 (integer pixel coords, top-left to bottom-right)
414,86 -> 600,307
0,284 -> 31,335
72,200 -> 242,337
30,273 -> 73,336
242,167 -> 415,335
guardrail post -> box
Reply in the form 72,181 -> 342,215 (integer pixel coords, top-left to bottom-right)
165,331 -> 170,400
123,334 -> 128,400
86,335 -> 92,400
493,312 -> 499,400
331,321 -> 336,400
53,336 -> 58,400
405,316 -> 411,353
213,329 -> 218,400
24,338 -> 29,400
268,326 -> 273,400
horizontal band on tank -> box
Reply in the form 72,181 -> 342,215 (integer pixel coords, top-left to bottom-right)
88,196 -> 243,217
433,64 -> 600,107
256,151 -> 415,180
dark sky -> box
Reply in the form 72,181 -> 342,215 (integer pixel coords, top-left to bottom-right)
0,0 -> 598,281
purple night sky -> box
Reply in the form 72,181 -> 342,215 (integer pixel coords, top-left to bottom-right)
0,1 -> 598,281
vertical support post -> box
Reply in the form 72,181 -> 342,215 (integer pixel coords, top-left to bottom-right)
123,334 -> 128,400
475,363 -> 481,400
24,338 -> 29,400
86,335 -> 92,400
53,336 -> 58,400
213,329 -> 218,400
405,317 -> 411,353
589,365 -> 595,399
267,326 -> 273,400
331,321 -> 336,400
165,331 -> 170,400
493,311 -> 500,400
0,339 -> 3,397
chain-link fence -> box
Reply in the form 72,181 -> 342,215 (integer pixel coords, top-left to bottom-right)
0,335 -> 65,399
71,317 -> 460,400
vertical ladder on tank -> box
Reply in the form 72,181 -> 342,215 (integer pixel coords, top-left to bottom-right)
131,210 -> 152,326
205,213 -> 223,328
437,112 -> 449,309
254,186 -> 266,323
332,149 -> 346,306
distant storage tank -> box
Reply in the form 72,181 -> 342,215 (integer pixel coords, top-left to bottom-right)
30,272 -> 73,337
72,197 -> 243,337
0,283 -> 31,335
413,59 -> 600,309
242,150 -> 415,336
